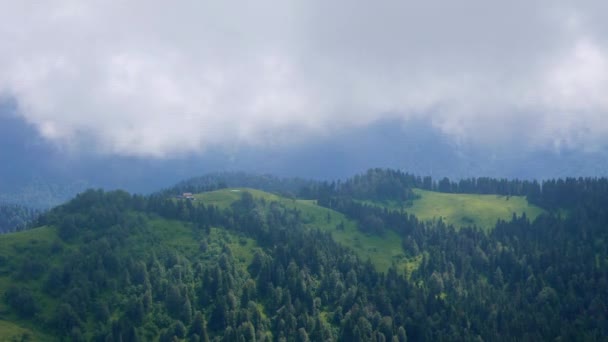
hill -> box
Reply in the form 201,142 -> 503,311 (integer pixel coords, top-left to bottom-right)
0,170 -> 607,340
0,191 -> 266,341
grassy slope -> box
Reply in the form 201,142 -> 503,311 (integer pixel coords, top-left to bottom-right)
197,188 -> 417,274
363,188 -> 545,231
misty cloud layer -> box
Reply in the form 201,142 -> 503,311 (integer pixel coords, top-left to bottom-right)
2,1 -> 608,157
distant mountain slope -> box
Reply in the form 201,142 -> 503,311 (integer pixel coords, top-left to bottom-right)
0,203 -> 39,233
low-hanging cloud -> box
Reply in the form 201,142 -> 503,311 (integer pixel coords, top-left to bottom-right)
1,0 -> 608,157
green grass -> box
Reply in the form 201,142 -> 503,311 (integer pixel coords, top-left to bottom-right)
0,319 -> 53,341
363,189 -> 545,231
410,189 -> 545,230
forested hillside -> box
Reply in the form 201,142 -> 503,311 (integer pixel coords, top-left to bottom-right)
0,170 -> 607,341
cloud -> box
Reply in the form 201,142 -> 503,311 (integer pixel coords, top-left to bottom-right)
1,1 -> 608,157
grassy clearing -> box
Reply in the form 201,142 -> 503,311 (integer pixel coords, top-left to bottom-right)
363,189 -> 545,231
409,189 -> 545,230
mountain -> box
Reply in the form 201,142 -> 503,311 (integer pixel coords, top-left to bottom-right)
0,169 -> 606,340
2,100 -> 608,208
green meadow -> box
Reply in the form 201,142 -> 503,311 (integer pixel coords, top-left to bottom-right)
409,189 -> 545,230
362,188 -> 545,231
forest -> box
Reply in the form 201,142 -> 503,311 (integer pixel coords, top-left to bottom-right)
0,169 -> 606,341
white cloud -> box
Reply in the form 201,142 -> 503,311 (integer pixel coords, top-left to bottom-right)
1,1 -> 608,157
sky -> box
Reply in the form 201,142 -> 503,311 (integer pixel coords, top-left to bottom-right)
1,1 -> 608,158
